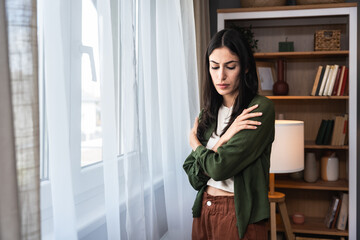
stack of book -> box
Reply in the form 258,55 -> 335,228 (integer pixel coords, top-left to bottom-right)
310,65 -> 348,96
324,193 -> 348,231
315,114 -> 348,146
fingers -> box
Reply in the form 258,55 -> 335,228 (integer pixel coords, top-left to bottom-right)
236,112 -> 262,122
244,120 -> 262,126
241,104 -> 259,115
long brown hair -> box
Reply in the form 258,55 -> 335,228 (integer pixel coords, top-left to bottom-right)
197,29 -> 258,141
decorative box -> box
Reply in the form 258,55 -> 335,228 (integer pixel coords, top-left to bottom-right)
314,30 -> 340,51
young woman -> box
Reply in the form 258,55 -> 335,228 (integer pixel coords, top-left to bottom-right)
183,29 -> 275,239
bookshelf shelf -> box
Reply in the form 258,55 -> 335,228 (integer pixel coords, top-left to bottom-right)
275,178 -> 348,191
254,50 -> 349,59
305,141 -> 349,150
267,96 -> 348,100
275,216 -> 348,236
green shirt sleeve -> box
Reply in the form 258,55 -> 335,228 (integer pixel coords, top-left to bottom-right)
183,151 -> 210,190
193,97 -> 275,181
183,109 -> 210,190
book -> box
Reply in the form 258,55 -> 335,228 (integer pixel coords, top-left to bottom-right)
331,195 -> 342,228
315,120 -> 328,145
324,195 -> 340,228
326,64 -> 339,96
311,66 -> 323,96
332,66 -> 345,96
315,66 -> 326,96
330,116 -> 341,146
318,65 -> 331,96
340,67 -> 349,96
323,119 -> 334,145
336,192 -> 349,230
323,65 -> 335,96
337,66 -> 348,96
339,114 -> 348,146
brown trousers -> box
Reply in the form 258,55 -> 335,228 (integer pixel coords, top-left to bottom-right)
192,192 -> 268,240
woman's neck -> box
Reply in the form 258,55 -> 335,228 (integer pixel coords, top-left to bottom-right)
223,95 -> 237,108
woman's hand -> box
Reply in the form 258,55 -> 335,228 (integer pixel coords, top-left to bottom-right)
212,104 -> 262,152
189,117 -> 202,151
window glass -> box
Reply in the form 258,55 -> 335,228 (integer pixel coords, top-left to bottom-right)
80,0 -> 102,166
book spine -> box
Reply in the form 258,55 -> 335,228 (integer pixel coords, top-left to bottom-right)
332,66 -> 344,96
315,120 -> 327,145
336,193 -> 349,230
323,65 -> 334,96
319,65 -> 330,96
331,116 -> 341,146
315,66 -> 326,96
337,67 -> 349,96
327,65 -> 339,96
311,66 -> 323,96
340,67 -> 349,96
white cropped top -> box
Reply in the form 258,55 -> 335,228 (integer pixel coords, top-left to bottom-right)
206,104 -> 234,193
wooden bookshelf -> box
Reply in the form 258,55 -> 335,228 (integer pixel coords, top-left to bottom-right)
254,51 -> 349,59
218,3 -> 357,237
276,216 -> 348,236
275,178 -> 348,191
267,96 -> 348,100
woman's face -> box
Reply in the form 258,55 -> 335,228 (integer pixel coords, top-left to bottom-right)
209,46 -> 240,103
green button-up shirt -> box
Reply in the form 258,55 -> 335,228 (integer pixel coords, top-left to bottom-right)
183,95 -> 275,238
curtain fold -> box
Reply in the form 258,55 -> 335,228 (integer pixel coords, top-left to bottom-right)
43,0 -> 77,239
101,0 -> 199,239
0,0 -> 21,239
1,0 -> 41,239
97,0 -> 121,239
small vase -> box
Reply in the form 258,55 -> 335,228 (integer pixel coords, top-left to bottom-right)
321,152 -> 339,181
304,152 -> 319,183
273,59 -> 289,95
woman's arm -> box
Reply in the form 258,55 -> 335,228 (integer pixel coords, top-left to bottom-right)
193,97 -> 275,181
183,110 -> 210,190
211,104 -> 262,152
183,152 -> 210,190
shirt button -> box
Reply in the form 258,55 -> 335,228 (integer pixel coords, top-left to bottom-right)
207,201 -> 211,206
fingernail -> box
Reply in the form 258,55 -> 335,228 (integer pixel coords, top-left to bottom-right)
259,112 -> 263,115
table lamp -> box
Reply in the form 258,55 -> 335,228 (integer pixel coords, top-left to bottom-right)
269,120 -> 304,240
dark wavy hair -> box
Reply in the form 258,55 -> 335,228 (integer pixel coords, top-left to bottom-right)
197,28 -> 258,141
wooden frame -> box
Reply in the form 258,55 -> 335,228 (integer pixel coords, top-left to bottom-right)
256,61 -> 276,95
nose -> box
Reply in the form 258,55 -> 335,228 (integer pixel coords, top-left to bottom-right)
218,67 -> 226,81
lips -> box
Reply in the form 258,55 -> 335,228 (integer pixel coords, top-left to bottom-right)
217,84 -> 230,89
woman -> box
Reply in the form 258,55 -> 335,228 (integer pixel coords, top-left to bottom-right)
183,28 -> 275,239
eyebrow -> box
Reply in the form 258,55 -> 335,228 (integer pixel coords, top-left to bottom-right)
210,60 -> 238,64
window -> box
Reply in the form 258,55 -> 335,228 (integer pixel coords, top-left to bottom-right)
80,0 -> 102,167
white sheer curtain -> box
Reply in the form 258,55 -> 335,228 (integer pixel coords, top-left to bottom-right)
42,0 -> 78,239
100,0 -> 199,239
40,0 -> 198,239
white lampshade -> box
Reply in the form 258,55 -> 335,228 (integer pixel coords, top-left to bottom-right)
270,120 -> 304,173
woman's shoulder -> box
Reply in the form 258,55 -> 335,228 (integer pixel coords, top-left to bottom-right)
249,95 -> 274,110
